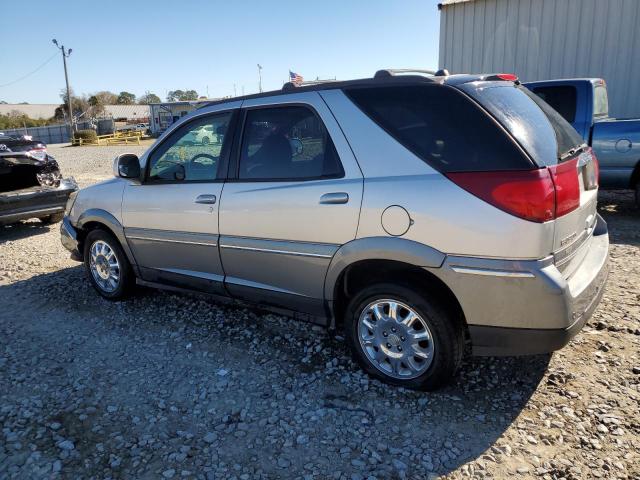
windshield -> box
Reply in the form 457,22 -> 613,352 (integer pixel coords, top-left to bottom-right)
462,83 -> 585,166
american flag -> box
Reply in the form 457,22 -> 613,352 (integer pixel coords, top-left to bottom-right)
289,70 -> 304,85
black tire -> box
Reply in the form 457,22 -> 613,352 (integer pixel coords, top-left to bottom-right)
635,181 -> 640,208
344,283 -> 464,391
40,212 -> 64,224
83,229 -> 134,300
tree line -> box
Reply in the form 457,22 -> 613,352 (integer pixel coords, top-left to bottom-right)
0,89 -> 203,129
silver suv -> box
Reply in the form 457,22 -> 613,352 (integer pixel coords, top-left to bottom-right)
61,70 -> 609,390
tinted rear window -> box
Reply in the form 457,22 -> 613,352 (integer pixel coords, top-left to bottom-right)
345,84 -> 533,172
531,86 -> 577,123
465,84 -> 585,166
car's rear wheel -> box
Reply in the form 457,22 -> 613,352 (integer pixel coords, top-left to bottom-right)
344,283 -> 463,390
83,229 -> 133,300
40,212 -> 64,224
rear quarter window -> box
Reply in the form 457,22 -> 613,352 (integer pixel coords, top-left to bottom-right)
345,84 -> 533,173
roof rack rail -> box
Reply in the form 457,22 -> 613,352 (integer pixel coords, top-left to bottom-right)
374,68 -> 449,78
282,79 -> 338,91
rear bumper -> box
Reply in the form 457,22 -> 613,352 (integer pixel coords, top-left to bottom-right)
0,178 -> 77,224
427,214 -> 610,356
468,258 -> 608,355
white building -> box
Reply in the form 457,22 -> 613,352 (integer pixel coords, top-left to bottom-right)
0,104 -> 149,121
438,0 -> 640,118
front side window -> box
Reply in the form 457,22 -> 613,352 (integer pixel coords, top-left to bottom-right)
148,112 -> 232,181
238,106 -> 343,180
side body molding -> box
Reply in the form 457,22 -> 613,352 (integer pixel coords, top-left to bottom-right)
323,236 -> 446,300
76,208 -> 137,266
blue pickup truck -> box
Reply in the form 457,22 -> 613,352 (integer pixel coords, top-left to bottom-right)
525,78 -> 640,205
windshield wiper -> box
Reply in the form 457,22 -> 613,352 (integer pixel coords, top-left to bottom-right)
559,143 -> 588,161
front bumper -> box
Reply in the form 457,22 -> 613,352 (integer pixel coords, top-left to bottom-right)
60,216 -> 82,261
0,178 -> 77,224
428,214 -> 610,356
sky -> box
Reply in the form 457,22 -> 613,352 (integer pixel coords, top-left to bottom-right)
0,0 -> 442,104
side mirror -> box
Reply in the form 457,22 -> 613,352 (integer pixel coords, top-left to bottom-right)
114,153 -> 141,179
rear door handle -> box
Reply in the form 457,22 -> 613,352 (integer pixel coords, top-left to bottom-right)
319,192 -> 349,204
195,194 -> 217,204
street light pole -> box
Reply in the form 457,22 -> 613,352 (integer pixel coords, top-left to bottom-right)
257,64 -> 263,93
52,39 -> 74,139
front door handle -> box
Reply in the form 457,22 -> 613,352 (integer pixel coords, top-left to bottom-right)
195,194 -> 217,204
319,192 -> 349,204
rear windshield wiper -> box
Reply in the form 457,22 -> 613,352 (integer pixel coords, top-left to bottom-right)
558,143 -> 588,161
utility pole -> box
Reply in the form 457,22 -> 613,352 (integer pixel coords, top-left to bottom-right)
52,39 -> 74,138
257,64 -> 263,93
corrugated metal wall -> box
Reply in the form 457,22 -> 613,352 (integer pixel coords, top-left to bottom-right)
439,0 -> 640,118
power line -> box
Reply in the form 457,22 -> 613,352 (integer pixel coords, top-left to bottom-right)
0,53 -> 58,88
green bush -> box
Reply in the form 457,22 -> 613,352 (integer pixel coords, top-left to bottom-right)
74,129 -> 97,143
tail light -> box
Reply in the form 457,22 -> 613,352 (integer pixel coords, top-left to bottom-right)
486,73 -> 519,82
549,157 -> 580,217
447,151 -> 591,222
446,170 -> 555,222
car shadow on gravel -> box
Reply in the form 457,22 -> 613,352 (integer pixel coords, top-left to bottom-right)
0,220 -> 54,244
598,190 -> 640,247
1,264 -> 552,477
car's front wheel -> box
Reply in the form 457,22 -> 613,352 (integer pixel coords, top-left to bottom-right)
344,283 -> 464,390
83,229 -> 133,300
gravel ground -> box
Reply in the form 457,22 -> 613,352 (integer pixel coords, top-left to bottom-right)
0,145 -> 638,479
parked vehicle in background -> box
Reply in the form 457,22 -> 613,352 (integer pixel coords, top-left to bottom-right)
181,124 -> 221,145
60,70 -> 609,390
118,123 -> 150,135
525,78 -> 640,206
0,133 -> 77,225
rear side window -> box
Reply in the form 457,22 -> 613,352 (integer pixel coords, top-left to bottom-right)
345,85 -> 532,172
466,84 -> 585,166
531,86 -> 577,123
238,106 -> 343,181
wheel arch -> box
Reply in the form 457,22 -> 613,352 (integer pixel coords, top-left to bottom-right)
76,209 -> 137,266
324,237 -> 466,334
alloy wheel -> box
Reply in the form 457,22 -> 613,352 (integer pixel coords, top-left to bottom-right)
89,240 -> 121,293
357,298 -> 435,379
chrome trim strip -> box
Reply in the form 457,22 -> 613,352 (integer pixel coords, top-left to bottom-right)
220,243 -> 333,258
224,276 -> 307,297
127,236 -> 216,247
158,268 -> 224,282
450,266 -> 535,278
